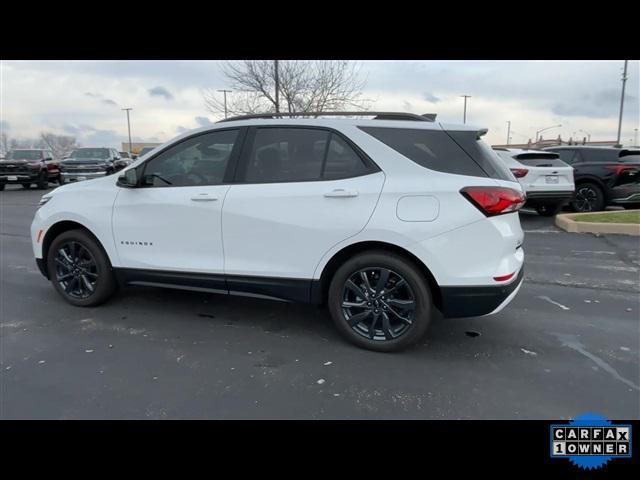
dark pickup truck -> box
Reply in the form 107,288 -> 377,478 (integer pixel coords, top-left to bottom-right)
0,149 -> 60,191
543,146 -> 640,212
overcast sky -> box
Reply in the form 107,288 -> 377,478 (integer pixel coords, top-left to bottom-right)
1,60 -> 638,148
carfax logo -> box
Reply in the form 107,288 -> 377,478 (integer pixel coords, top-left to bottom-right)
550,413 -> 632,470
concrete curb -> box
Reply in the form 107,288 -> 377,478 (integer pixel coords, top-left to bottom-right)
555,210 -> 640,236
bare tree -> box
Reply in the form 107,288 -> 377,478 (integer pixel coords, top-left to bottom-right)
39,132 -> 79,159
204,61 -> 370,118
0,132 -> 9,156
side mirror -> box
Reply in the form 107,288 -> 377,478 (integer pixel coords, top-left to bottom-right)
117,168 -> 138,188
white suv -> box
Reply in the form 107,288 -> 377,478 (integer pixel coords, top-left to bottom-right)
31,112 -> 525,351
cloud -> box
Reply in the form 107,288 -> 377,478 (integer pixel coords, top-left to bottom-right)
148,86 -> 174,100
195,116 -> 214,127
423,92 -> 441,103
102,99 -> 118,106
552,89 -> 638,118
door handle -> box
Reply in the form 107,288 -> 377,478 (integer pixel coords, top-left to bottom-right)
190,194 -> 218,202
324,189 -> 359,198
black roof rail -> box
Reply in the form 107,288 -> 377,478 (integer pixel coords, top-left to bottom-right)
218,111 -> 437,123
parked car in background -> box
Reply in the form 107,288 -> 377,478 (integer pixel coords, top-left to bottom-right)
59,148 -> 121,184
114,154 -> 133,171
137,147 -> 156,157
31,112 -> 525,352
493,148 -> 574,216
543,146 -> 640,211
0,148 -> 60,191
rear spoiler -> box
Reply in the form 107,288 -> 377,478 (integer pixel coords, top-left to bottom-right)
619,149 -> 640,158
513,152 -> 560,160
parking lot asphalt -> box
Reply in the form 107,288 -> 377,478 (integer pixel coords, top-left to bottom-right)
1,185 -> 638,419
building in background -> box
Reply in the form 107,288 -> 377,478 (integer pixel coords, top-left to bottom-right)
121,142 -> 162,155
492,135 -> 620,150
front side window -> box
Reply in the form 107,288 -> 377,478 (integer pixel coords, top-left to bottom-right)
142,129 -> 239,187
580,149 -> 620,163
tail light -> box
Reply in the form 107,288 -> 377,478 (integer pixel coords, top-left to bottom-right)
605,165 -> 638,176
461,186 -> 526,217
510,168 -> 529,178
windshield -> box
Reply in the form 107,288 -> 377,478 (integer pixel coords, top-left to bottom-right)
70,148 -> 110,159
6,150 -> 42,160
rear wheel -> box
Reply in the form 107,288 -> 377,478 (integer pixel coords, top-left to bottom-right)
46,229 -> 117,307
21,183 -> 31,189
571,182 -> 605,212
328,251 -> 433,352
0,183 -> 5,191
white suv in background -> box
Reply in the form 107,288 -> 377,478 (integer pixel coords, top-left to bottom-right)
31,112 -> 525,351
493,148 -> 575,216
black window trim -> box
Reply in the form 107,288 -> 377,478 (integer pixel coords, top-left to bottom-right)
136,126 -> 248,188
233,125 -> 381,185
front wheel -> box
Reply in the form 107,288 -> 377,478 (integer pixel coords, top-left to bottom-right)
571,182 -> 605,212
46,229 -> 117,307
37,171 -> 49,189
328,251 -> 433,352
22,183 -> 31,189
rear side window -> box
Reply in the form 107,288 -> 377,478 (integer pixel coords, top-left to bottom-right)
549,149 -> 577,164
360,127 -> 509,179
242,128 -> 372,183
579,149 -> 619,163
323,134 -> 369,180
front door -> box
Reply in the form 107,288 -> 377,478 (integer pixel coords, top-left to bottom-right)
112,128 -> 241,275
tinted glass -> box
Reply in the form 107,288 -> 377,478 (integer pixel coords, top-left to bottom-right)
579,149 -> 619,163
143,129 -> 238,187
245,128 -> 329,183
548,149 -> 576,164
71,148 -> 110,159
323,134 -> 369,180
359,127 -> 488,178
6,150 -> 42,160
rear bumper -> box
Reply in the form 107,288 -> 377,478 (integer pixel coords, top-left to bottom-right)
439,267 -> 524,318
525,190 -> 574,206
609,185 -> 640,204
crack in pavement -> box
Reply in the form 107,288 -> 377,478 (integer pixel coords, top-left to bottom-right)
552,332 -> 639,391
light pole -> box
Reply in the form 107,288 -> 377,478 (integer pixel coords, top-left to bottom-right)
535,124 -> 562,144
217,89 -> 232,119
616,60 -> 629,147
460,95 -> 471,124
122,108 -> 133,154
506,121 -> 511,145
578,129 -> 591,142
274,60 -> 280,113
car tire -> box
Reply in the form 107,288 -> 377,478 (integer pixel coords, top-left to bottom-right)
622,203 -> 640,210
0,183 -> 5,191
46,229 -> 117,307
21,183 -> 31,189
328,250 -> 433,352
535,204 -> 560,217
571,182 -> 605,212
37,171 -> 49,190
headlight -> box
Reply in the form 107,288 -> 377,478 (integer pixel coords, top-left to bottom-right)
38,195 -> 53,207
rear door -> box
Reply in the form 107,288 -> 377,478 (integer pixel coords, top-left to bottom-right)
222,126 -> 385,284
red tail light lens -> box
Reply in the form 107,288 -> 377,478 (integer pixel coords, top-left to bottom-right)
510,168 -> 529,178
605,165 -> 638,176
461,186 -> 526,216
